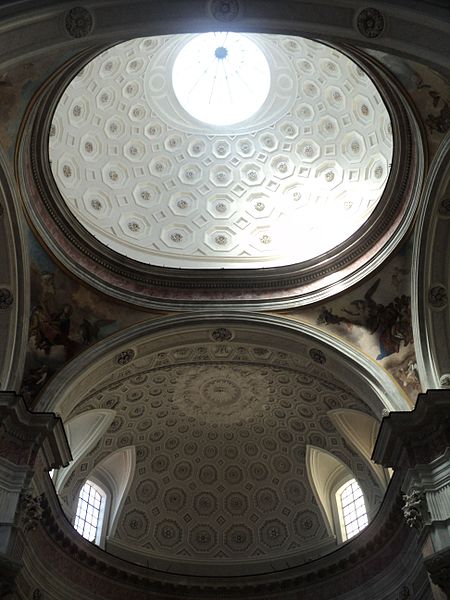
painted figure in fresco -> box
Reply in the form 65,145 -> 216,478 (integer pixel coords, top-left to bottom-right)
317,279 -> 413,360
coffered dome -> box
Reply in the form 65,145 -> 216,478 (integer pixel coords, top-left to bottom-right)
49,34 -> 393,269
22,31 -> 422,308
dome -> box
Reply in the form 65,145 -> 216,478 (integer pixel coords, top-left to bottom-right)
49,34 -> 393,270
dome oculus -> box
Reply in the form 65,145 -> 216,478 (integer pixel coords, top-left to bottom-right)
172,32 -> 271,126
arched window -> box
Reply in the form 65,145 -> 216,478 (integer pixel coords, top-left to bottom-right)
74,480 -> 106,544
336,478 -> 368,541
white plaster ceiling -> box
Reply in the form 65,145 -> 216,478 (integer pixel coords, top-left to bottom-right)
49,34 -> 393,269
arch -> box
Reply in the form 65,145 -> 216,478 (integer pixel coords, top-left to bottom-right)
0,146 -> 29,392
328,409 -> 390,489
69,446 -> 135,547
35,313 -> 411,417
92,446 -> 136,538
412,130 -> 450,390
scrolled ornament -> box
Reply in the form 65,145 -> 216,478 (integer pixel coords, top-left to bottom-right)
309,348 -> 326,364
211,327 -> 233,342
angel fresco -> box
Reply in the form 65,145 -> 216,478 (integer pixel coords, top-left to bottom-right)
317,279 -> 413,360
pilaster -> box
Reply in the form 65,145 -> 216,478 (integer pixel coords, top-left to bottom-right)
0,392 -> 71,593
373,389 -> 450,598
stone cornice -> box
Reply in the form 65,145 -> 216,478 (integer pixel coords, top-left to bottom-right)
34,472 -> 415,597
372,390 -> 450,469
0,392 -> 72,470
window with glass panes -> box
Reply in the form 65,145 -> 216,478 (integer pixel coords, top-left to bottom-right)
339,479 -> 368,540
74,481 -> 103,542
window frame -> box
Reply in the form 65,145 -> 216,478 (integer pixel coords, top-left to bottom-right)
334,478 -> 368,542
73,478 -> 110,547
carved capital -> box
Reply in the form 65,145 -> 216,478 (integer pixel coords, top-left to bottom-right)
401,489 -> 427,530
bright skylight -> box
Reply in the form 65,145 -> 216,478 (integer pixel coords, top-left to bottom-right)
172,32 -> 271,126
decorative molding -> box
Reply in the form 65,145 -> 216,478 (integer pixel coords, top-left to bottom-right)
19,492 -> 44,532
209,0 -> 240,21
428,284 -> 448,308
210,327 -> 233,342
356,8 -> 385,39
64,7 -> 93,38
35,474 -> 415,597
115,349 -> 135,366
0,288 -> 13,309
309,348 -> 326,364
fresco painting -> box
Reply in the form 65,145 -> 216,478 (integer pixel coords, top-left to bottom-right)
23,229 -> 163,404
286,241 -> 421,404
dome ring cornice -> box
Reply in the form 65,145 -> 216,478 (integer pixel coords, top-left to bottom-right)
20,41 -> 424,310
